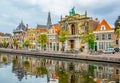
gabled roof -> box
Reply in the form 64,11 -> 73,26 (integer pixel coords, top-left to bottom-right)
96,19 -> 113,31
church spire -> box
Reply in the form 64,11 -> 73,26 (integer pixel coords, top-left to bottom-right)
85,10 -> 87,17
47,11 -> 52,28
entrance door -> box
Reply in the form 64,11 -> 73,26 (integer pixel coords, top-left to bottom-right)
70,40 -> 74,50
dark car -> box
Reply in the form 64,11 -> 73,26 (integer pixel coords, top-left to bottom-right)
114,48 -> 119,52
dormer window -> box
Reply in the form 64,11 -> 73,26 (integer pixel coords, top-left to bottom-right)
101,25 -> 106,30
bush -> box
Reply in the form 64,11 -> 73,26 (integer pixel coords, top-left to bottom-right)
80,47 -> 83,52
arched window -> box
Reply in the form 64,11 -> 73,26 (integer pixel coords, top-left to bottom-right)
71,24 -> 75,35
101,25 -> 106,30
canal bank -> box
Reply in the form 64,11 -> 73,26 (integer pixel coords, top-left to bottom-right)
0,48 -> 120,63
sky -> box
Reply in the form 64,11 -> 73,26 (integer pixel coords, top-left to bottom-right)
0,0 -> 120,34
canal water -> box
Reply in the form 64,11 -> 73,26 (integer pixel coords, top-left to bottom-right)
0,53 -> 119,83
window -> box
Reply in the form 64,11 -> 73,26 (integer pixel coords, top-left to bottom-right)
96,34 -> 99,40
106,42 -> 111,49
50,43 -> 52,48
102,34 -> 105,40
71,24 -> 75,35
108,34 -> 112,40
116,69 -> 119,74
101,25 -> 106,30
99,42 -> 104,49
116,40 -> 118,44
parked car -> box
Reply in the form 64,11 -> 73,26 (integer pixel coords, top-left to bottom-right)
114,48 -> 119,52
103,48 -> 115,54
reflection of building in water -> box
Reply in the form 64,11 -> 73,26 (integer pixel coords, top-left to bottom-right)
94,64 -> 120,83
1,54 -> 120,83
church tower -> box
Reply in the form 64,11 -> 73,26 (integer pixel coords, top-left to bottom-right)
47,11 -> 52,28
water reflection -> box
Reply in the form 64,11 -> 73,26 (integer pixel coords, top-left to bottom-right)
0,53 -> 120,83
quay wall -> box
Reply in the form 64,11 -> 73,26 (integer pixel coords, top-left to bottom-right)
0,48 -> 120,63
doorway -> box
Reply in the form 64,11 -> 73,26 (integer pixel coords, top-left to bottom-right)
70,40 -> 74,50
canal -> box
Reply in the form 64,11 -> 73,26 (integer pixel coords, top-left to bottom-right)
0,53 -> 119,83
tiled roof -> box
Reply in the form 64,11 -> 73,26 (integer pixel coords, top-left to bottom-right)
39,28 -> 48,33
96,19 -> 113,31
37,24 -> 48,29
88,19 -> 99,31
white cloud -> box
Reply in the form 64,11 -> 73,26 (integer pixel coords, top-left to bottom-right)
0,0 -> 120,33
22,0 -> 75,16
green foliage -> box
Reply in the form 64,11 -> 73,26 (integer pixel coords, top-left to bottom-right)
2,40 -> 8,48
59,31 -> 68,43
40,58 -> 46,63
2,57 -> 7,63
13,39 -> 18,46
88,39 -> 95,50
12,59 -> 18,68
37,34 -> 48,49
110,45 -> 114,48
116,29 -> 120,38
24,40 -> 30,48
58,70 -> 69,83
23,61 -> 30,69
59,31 -> 68,51
81,29 -> 95,43
81,28 -> 95,50
37,67 -> 48,76
82,75 -> 95,83
88,65 -> 96,75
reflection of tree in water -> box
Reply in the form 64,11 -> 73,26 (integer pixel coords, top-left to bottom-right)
88,65 -> 96,76
80,74 -> 95,83
23,61 -> 30,69
2,57 -> 7,63
58,70 -> 69,83
12,59 -> 27,81
36,67 -> 48,77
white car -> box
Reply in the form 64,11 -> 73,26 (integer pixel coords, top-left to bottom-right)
103,48 -> 115,54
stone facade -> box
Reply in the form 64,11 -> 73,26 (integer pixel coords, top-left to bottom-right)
59,11 -> 98,52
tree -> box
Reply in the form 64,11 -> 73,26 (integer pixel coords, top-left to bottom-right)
24,40 -> 30,49
89,39 -> 95,50
13,39 -> 18,49
59,31 -> 68,51
37,34 -> 48,50
2,40 -> 8,48
36,67 -> 48,77
115,17 -> 120,49
81,28 -> 95,51
115,23 -> 120,50
116,28 -> 120,39
58,70 -> 69,83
